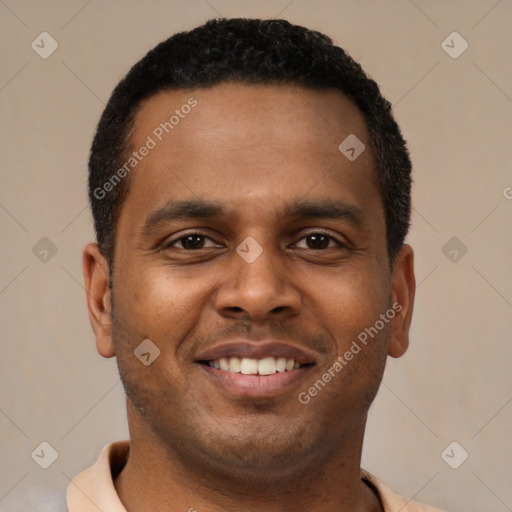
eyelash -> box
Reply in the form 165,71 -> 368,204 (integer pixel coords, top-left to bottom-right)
165,230 -> 348,250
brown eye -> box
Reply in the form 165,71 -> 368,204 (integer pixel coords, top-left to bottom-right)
295,232 -> 343,250
169,233 -> 218,250
306,234 -> 330,249
179,234 -> 205,249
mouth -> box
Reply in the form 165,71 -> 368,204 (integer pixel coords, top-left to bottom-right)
195,341 -> 317,397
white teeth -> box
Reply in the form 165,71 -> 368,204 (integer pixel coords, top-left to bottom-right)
208,357 -> 300,375
240,358 -> 258,375
229,357 -> 241,372
258,357 -> 277,375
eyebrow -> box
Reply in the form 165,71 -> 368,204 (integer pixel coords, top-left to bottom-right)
140,198 -> 365,237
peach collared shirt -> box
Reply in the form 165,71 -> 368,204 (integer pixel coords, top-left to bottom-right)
66,441 -> 447,512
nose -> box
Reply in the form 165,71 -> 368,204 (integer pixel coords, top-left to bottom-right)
214,243 -> 302,323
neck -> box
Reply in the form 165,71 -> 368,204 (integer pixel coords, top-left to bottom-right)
114,405 -> 383,512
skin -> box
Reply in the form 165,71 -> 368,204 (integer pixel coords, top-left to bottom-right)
83,83 -> 415,512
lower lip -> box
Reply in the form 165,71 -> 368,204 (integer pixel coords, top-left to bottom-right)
198,364 -> 312,397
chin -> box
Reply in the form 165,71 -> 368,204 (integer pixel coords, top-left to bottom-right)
161,413 -> 329,481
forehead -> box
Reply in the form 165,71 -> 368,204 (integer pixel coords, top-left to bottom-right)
132,83 -> 370,159
119,83 -> 381,232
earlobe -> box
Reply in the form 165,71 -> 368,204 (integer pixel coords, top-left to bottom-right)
388,244 -> 415,359
83,243 -> 115,358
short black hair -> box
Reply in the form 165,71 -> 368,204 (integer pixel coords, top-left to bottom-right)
88,18 -> 412,268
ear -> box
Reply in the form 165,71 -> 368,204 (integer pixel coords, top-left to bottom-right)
388,244 -> 415,358
83,243 -> 115,358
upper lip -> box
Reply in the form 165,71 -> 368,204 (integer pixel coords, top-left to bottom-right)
196,340 -> 318,365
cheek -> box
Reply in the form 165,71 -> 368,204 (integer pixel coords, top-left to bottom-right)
305,263 -> 389,349
113,266 -> 218,352
307,270 -> 391,413
111,269 -> 202,394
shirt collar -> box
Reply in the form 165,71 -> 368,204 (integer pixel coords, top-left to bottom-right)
67,441 -> 443,512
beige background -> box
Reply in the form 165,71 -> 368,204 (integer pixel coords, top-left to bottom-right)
1,1 -> 511,511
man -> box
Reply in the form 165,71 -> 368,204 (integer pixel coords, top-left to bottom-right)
72,17 -> 447,512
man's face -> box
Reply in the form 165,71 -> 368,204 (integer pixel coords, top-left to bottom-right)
103,83 -> 409,477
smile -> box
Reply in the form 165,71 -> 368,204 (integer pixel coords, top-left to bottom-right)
204,356 -> 303,375
195,340 -> 318,396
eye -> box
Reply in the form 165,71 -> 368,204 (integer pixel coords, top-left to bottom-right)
167,233 -> 219,250
294,232 -> 345,250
